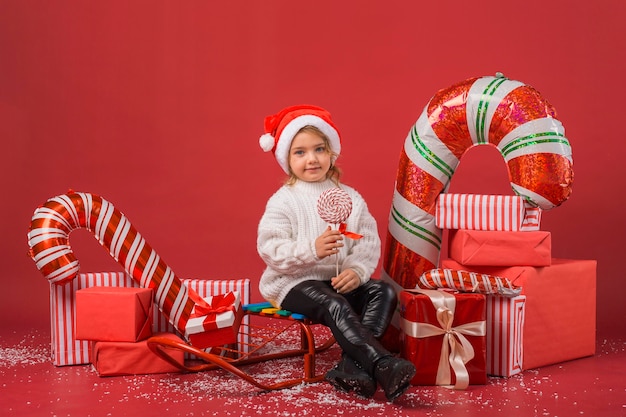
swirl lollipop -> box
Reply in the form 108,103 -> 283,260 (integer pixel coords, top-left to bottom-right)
317,188 -> 353,224
317,188 -> 362,278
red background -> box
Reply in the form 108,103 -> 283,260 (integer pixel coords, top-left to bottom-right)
1,1 -> 624,339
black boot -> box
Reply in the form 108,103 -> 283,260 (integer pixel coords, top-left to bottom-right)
325,354 -> 377,398
373,356 -> 416,401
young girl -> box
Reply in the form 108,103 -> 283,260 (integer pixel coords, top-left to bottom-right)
257,105 -> 415,401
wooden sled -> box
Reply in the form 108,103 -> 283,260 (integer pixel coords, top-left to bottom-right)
146,302 -> 336,391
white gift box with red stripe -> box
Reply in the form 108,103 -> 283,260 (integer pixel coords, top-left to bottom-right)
435,194 -> 540,232
486,295 -> 526,377
185,292 -> 243,349
49,272 -> 250,366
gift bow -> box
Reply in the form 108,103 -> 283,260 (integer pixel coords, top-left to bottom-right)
192,292 -> 236,316
402,289 -> 486,390
338,222 -> 363,239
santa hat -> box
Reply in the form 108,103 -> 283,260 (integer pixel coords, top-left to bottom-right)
259,104 -> 341,174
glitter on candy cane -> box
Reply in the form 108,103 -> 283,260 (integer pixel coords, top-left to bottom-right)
317,188 -> 353,224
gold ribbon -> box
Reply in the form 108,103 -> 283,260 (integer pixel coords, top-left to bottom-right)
401,289 -> 486,390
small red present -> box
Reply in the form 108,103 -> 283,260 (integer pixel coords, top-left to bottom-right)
400,289 -> 487,389
448,229 -> 551,267
486,295 -> 526,377
185,291 -> 243,349
91,332 -> 184,376
76,286 -> 153,342
442,258 -> 596,370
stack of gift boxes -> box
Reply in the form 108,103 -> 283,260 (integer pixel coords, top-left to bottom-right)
50,272 -> 250,376
399,194 -> 596,386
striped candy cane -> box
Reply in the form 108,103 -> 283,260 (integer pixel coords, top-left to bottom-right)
418,268 -> 521,297
28,191 -> 209,339
384,74 -> 573,289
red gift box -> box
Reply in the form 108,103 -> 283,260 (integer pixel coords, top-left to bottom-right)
441,258 -> 596,370
91,332 -> 184,376
185,291 -> 244,349
400,289 -> 487,389
448,229 -> 551,266
49,273 -> 250,366
76,287 -> 153,342
486,295 -> 526,377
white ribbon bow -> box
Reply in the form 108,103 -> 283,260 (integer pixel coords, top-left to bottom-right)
402,289 -> 486,390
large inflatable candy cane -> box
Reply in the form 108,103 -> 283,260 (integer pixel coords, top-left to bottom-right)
27,191 -> 211,340
384,74 -> 573,289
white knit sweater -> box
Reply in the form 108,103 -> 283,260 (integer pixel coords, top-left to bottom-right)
257,179 -> 381,307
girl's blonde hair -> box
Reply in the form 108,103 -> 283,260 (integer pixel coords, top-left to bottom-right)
285,125 -> 342,186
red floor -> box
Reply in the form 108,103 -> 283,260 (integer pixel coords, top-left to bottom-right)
1,326 -> 624,417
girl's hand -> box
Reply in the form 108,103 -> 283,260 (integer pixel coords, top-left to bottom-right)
315,226 -> 344,259
331,268 -> 360,294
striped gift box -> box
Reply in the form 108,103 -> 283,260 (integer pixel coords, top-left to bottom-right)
486,295 -> 526,377
521,203 -> 542,231
49,272 -> 250,366
436,194 -> 526,232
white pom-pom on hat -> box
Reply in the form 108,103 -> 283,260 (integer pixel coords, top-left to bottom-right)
259,133 -> 275,152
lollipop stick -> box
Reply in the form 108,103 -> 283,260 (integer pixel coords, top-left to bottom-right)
335,223 -> 339,278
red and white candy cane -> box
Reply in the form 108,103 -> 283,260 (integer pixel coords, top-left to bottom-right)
383,73 -> 573,289
27,191 -> 210,339
418,268 -> 521,297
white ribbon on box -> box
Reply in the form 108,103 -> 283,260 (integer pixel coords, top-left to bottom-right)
402,289 -> 486,390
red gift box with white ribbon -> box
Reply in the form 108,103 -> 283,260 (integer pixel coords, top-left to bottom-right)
486,295 -> 526,377
399,289 -> 487,389
436,194 -> 540,232
185,291 -> 244,349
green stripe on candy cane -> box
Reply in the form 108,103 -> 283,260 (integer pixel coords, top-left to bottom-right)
391,205 -> 442,250
475,76 -> 508,144
410,124 -> 454,180
500,132 -> 571,158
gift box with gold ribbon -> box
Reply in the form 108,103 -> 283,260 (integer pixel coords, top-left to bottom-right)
399,289 -> 487,389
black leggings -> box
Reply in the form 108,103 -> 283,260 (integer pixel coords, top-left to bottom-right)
281,279 -> 396,374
